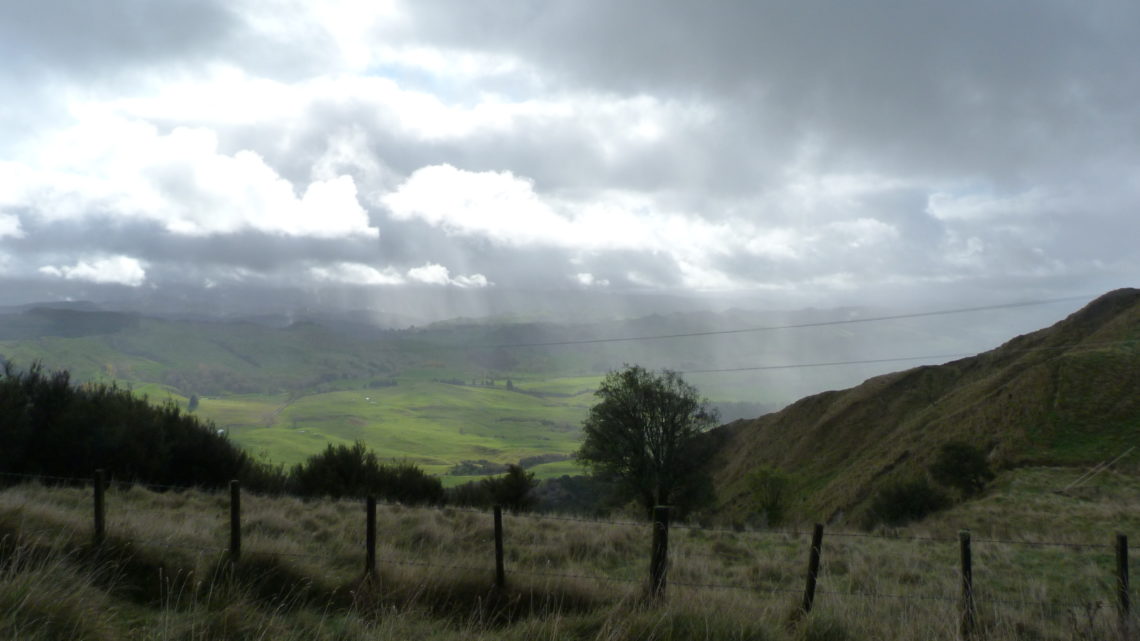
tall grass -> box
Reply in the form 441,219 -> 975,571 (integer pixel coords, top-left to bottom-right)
2,466 -> 1137,640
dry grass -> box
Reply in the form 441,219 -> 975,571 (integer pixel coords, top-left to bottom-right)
2,467 -> 1137,640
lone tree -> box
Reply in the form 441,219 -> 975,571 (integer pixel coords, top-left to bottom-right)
578,365 -> 719,517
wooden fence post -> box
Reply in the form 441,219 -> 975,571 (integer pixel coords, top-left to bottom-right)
92,469 -> 106,547
1118,533 -> 1130,640
365,496 -> 377,577
960,529 -> 976,638
801,523 -> 825,614
493,505 -> 505,589
229,480 -> 241,564
650,506 -> 670,597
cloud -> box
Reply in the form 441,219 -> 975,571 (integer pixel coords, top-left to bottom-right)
39,255 -> 146,286
5,118 -> 377,239
574,272 -> 609,288
1,0 -> 1138,311
310,262 -> 405,286
407,263 -> 489,288
0,214 -> 23,240
308,261 -> 489,288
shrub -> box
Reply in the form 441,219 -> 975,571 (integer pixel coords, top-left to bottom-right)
747,464 -> 795,527
481,464 -> 538,511
0,362 -> 264,490
865,478 -> 950,527
929,441 -> 994,497
290,441 -> 442,504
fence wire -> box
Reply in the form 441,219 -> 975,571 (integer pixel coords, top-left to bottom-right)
0,469 -> 1131,619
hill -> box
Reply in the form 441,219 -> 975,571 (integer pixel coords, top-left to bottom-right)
711,288 -> 1140,523
0,296 -> 1092,476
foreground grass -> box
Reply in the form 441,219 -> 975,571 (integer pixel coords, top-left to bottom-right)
2,466 -> 1137,640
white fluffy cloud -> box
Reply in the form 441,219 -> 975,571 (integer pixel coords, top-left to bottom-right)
309,262 -> 405,286
39,255 -> 147,286
8,117 -> 377,239
0,213 -> 22,239
382,163 -> 911,290
407,263 -> 489,288
309,261 -> 488,288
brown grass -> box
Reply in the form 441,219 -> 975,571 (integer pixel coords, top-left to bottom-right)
2,467 -> 1138,640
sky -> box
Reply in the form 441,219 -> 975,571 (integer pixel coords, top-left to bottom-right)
1,0 -> 1138,318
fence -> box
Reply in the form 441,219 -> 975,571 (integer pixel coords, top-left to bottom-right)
0,470 -> 1134,637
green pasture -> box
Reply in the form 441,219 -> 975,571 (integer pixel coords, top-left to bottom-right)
200,380 -> 593,472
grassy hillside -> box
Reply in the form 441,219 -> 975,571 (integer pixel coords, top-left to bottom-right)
711,288 -> 1140,523
3,466 -> 1137,640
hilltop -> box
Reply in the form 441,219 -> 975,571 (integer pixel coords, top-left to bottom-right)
711,288 -> 1140,523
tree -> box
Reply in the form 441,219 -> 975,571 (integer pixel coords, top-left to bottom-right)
187,394 -> 199,412
929,441 -> 993,497
577,365 -> 719,517
481,464 -> 538,511
747,464 -> 795,527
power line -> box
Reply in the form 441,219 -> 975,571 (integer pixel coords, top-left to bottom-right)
481,296 -> 1090,349
681,353 -> 972,374
678,338 -> 1139,375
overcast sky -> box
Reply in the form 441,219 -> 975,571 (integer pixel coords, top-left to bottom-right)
1,0 -> 1137,315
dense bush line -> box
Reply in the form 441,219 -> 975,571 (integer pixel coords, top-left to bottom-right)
0,363 -> 278,490
0,364 -> 445,503
0,363 -> 527,508
291,441 -> 444,504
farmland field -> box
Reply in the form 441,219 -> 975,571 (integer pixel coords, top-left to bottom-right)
198,379 -> 592,473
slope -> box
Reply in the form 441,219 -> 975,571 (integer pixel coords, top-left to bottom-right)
711,288 -> 1140,523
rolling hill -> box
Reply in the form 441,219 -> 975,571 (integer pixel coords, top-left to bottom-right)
711,288 -> 1140,523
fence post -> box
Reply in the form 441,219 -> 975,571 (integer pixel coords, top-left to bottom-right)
493,505 -> 505,589
1118,533 -> 1130,640
801,523 -> 825,614
960,529 -> 976,638
92,469 -> 106,547
650,506 -> 670,597
229,480 -> 241,564
365,496 -> 377,577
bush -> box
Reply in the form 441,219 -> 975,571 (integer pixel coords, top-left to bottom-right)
747,464 -> 795,527
0,362 -> 264,489
481,464 -> 538,511
929,441 -> 993,497
865,478 -> 950,527
290,441 -> 443,504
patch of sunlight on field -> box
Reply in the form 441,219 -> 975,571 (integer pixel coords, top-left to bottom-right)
514,376 -> 601,396
196,394 -> 289,429
212,380 -> 591,470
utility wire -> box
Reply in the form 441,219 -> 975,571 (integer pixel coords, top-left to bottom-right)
679,338 -> 1139,375
479,296 -> 1090,349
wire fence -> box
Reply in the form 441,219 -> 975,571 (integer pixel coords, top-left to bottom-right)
0,470 -> 1132,628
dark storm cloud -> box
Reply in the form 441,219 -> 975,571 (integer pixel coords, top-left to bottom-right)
405,0 -> 1140,180
0,0 -> 236,75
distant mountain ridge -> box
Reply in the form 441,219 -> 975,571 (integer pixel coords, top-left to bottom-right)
710,288 -> 1140,523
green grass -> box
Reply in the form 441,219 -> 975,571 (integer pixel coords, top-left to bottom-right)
202,381 -> 590,471
529,459 -> 587,479
513,376 -> 602,397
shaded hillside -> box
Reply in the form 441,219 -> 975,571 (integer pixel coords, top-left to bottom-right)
711,288 -> 1140,523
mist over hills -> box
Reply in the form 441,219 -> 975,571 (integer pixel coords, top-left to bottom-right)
0,291 -> 1085,408
710,288 -> 1140,523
